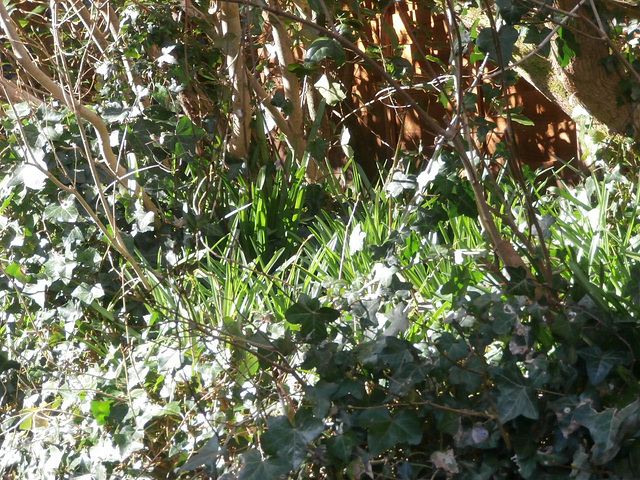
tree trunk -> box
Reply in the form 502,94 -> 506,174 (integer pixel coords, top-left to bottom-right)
218,2 -> 252,159
553,0 -> 639,137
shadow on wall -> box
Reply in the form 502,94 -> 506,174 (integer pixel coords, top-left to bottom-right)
335,1 -> 586,183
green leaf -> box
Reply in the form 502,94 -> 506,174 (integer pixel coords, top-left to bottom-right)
90,399 -> 112,425
261,413 -> 324,469
449,356 -> 483,394
44,253 -> 77,283
314,74 -> 346,106
133,205 -> 155,233
304,381 -> 339,418
285,297 -> 340,342
287,62 -> 318,79
359,337 -> 415,372
490,301 -> 519,335
510,114 -> 535,126
504,266 -> 536,298
177,435 -> 220,474
389,361 -> 432,396
496,0 -> 529,25
574,400 -> 640,464
555,27 -> 581,68
491,364 -> 539,423
71,283 -> 105,305
523,27 -> 552,57
305,37 -> 346,65
578,346 -> 631,386
4,262 -> 29,284
270,91 -> 293,115
101,102 -> 130,123
44,201 -> 79,223
326,431 -> 358,463
437,411 -> 461,436
476,26 -> 519,65
356,408 -> 422,456
0,351 -> 20,373
238,449 -> 290,480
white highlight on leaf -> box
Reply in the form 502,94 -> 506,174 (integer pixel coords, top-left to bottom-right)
430,449 -> 459,475
372,263 -> 397,287
349,223 -> 367,254
314,74 -> 346,105
157,45 -> 178,65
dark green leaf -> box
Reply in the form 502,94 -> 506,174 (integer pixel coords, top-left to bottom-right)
305,37 -> 346,65
285,299 -> 339,342
238,450 -> 290,480
496,0 -> 529,25
101,103 -> 130,123
356,408 -> 422,455
578,346 -> 631,386
574,400 -> 640,464
491,364 -> 539,422
523,27 -> 552,57
261,414 -> 324,469
177,436 -> 220,474
504,266 -> 536,298
555,28 -> 581,68
476,26 -> 519,65
359,337 -> 415,371
326,432 -> 358,463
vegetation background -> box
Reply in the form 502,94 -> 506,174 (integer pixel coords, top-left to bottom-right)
1,0 -> 640,479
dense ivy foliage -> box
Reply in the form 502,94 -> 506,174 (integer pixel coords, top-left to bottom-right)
1,0 -> 640,479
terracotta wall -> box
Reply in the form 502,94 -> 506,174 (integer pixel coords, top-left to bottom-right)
340,1 -> 583,181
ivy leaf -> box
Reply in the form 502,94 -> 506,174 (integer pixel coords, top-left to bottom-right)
476,26 -> 519,65
101,102 -> 131,123
326,431 -> 358,463
504,266 -> 536,298
0,351 -> 21,373
177,435 -> 220,474
314,74 -> 346,106
574,400 -> 640,464
71,283 -> 105,305
5,262 -> 29,284
44,201 -> 79,223
44,253 -> 77,283
305,37 -> 346,65
133,204 -> 155,234
389,361 -> 432,396
303,380 -> 338,418
523,26 -> 552,57
360,336 -> 415,371
238,449 -> 290,480
578,345 -> 631,386
356,408 -> 422,456
285,297 -> 340,342
491,364 -> 539,423
490,301 -> 519,335
261,413 -> 324,469
496,0 -> 529,25
90,399 -> 112,425
510,114 -> 535,126
555,27 -> 581,68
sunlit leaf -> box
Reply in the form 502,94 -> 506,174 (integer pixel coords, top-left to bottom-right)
90,400 -> 112,425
